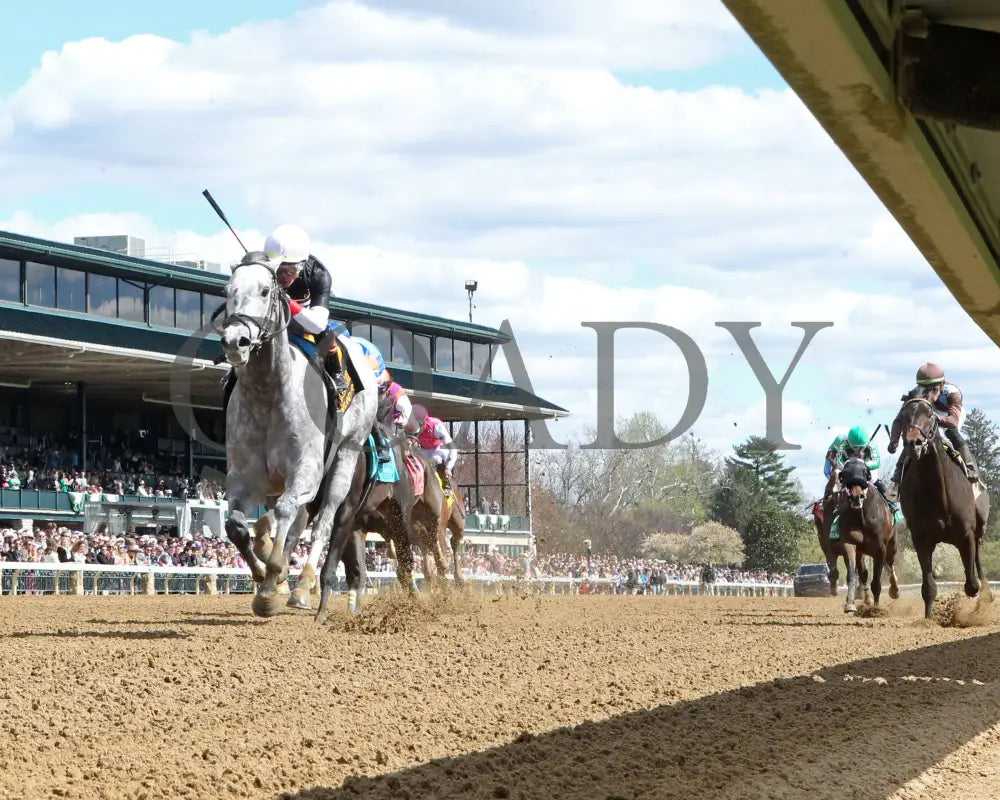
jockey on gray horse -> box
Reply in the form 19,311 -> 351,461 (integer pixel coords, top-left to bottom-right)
223,224 -> 347,408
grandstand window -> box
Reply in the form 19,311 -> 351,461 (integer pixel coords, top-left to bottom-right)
390,329 -> 413,365
413,334 -> 432,371
88,273 -> 117,317
26,262 -> 55,308
371,324 -> 391,358
117,279 -> 145,323
56,267 -> 85,313
473,342 -> 492,379
149,285 -> 175,327
454,339 -> 472,374
0,259 -> 20,303
435,336 -> 454,371
351,321 -> 372,340
201,292 -> 222,328
175,289 -> 201,330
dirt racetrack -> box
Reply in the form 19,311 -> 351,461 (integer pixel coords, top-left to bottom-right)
5,590 -> 1000,799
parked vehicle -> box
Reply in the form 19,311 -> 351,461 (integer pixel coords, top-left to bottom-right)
793,563 -> 830,597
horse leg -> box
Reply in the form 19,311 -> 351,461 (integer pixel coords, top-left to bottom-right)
342,530 -> 365,614
450,521 -> 464,587
960,533 -> 981,600
915,540 -> 937,620
857,553 -> 872,606
842,544 -> 858,613
871,548 -> 884,607
827,548 -> 839,596
224,492 -> 267,584
976,535 -> 993,602
253,487 -> 312,617
886,534 -> 900,600
315,517 -> 354,626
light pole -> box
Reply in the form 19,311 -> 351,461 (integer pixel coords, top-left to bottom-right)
465,279 -> 478,323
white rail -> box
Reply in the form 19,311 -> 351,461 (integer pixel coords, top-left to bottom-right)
0,563 -> 796,597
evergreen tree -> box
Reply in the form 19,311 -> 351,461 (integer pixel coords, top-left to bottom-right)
964,408 -> 1000,495
964,408 -> 1000,539
724,436 -> 801,509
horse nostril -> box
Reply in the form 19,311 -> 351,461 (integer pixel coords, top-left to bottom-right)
238,336 -> 251,348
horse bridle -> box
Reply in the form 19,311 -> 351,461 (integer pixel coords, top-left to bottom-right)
902,396 -> 939,444
210,260 -> 292,352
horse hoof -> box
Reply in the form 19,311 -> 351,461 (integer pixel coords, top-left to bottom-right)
844,604 -> 857,614
889,587 -> 900,600
252,592 -> 284,618
286,592 -> 312,611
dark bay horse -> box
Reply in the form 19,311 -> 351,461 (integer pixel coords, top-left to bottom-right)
816,462 -> 843,596
831,458 -> 899,613
896,397 -> 991,619
312,437 -> 417,625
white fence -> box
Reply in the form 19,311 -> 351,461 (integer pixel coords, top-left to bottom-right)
0,562 -> 796,598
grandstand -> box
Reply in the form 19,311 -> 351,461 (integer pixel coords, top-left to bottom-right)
0,229 -> 568,556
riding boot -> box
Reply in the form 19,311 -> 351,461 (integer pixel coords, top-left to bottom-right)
373,423 -> 392,463
945,428 -> 979,482
437,464 -> 453,496
873,478 -> 900,516
315,328 -> 348,392
958,441 -> 980,482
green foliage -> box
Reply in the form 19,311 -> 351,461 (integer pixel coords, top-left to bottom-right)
963,408 -> 1000,540
725,435 -> 801,509
740,504 -> 808,573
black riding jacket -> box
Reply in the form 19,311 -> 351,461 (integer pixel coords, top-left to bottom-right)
285,255 -> 333,337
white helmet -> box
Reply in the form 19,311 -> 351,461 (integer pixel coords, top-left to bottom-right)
263,224 -> 311,267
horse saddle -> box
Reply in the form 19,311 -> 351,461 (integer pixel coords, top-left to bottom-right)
289,330 -> 359,413
366,435 -> 399,484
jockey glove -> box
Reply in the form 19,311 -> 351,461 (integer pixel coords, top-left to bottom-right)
289,299 -> 304,315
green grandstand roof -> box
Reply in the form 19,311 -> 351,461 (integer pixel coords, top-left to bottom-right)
0,229 -> 509,343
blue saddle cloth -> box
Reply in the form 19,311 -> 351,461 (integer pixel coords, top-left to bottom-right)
288,333 -> 318,359
367,435 -> 399,483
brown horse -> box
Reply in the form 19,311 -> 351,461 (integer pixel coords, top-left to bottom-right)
311,436 -> 417,624
830,457 -> 899,613
816,461 -> 843,596
896,397 -> 991,619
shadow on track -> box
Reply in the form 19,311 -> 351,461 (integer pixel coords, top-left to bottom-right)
6,629 -> 190,640
280,631 -> 1000,800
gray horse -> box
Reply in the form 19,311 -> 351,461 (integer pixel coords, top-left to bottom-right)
217,256 -> 377,617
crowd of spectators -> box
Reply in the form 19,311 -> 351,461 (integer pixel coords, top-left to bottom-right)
456,550 -> 792,589
0,523 -> 792,587
0,430 -> 223,500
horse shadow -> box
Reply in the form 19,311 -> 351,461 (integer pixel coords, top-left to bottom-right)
5,629 -> 190,640
84,615 -> 269,628
280,631 -> 1000,800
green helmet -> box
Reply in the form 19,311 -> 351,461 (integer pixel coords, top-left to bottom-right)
847,425 -> 869,448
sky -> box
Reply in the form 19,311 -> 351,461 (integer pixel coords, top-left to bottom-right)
3,0 -> 1000,502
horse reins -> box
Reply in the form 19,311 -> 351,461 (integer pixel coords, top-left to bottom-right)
210,261 -> 292,354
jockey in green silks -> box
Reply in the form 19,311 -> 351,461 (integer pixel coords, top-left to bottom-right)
826,425 -> 900,540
